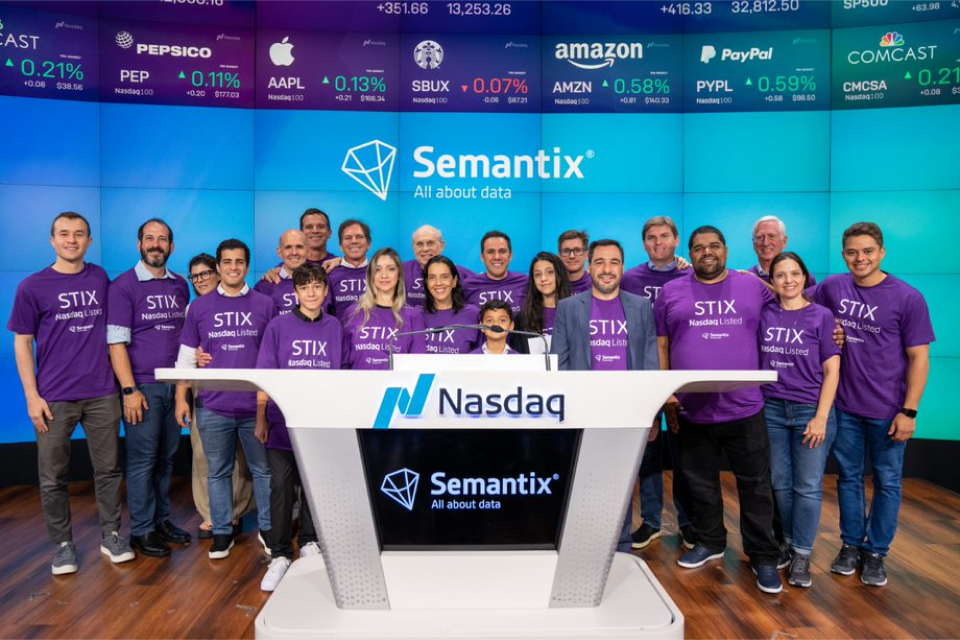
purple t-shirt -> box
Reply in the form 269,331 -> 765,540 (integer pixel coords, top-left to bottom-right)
256,311 -> 345,450
7,263 -> 116,402
656,270 -> 775,424
254,277 -> 299,316
622,263 -> 690,307
341,304 -> 426,370
108,268 -> 190,384
813,273 -> 935,421
569,272 -> 591,295
543,306 -> 557,335
590,297 -> 629,371
462,270 -> 528,314
179,288 -> 277,418
423,305 -> 481,354
749,264 -> 817,287
326,263 -> 367,318
760,303 -> 841,405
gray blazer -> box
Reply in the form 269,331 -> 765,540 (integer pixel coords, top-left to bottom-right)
551,290 -> 659,371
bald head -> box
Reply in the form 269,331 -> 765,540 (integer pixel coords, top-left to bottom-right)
412,225 -> 445,265
277,229 -> 308,272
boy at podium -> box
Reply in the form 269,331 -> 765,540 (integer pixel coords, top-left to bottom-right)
472,300 -> 516,355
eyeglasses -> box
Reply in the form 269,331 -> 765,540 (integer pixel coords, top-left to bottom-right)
559,248 -> 585,257
189,269 -> 215,283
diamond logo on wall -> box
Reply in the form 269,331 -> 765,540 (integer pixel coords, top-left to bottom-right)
342,140 -> 397,201
381,468 -> 419,511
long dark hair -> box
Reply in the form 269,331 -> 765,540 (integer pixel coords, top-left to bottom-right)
769,251 -> 812,300
518,252 -> 571,333
423,255 -> 468,314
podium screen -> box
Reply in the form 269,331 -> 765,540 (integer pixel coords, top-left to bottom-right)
359,429 -> 581,551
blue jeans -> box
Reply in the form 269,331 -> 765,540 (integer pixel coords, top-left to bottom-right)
833,409 -> 906,556
124,383 -> 182,537
638,426 -> 692,531
195,407 -> 271,536
764,398 -> 836,555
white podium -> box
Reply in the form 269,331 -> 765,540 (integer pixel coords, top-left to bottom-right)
158,358 -> 774,640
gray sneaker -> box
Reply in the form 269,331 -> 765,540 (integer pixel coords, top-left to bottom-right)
100,532 -> 136,564
830,544 -> 860,576
52,541 -> 78,575
788,553 -> 812,588
860,552 -> 888,587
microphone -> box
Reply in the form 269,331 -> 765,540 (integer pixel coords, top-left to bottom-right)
482,326 -> 552,371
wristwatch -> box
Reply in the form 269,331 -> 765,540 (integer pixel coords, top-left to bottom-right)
900,407 -> 918,419
122,387 -> 136,396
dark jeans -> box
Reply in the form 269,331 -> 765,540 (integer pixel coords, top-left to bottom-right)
38,393 -> 122,543
834,409 -> 905,556
677,409 -> 779,565
124,383 -> 182,536
638,426 -> 692,530
268,448 -> 317,560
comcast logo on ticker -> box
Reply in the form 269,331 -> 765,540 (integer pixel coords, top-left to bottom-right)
342,140 -> 397,201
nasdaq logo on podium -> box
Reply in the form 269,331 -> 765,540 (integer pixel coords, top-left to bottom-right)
372,374 -> 566,429
381,468 -> 420,511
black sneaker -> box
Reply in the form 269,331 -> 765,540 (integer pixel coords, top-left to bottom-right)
679,525 -> 696,550
830,544 -> 861,576
678,544 -> 724,569
209,534 -> 234,560
788,553 -> 812,588
630,523 -> 662,550
860,552 -> 888,587
776,544 -> 793,570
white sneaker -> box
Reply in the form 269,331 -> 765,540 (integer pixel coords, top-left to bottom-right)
300,542 -> 321,558
260,556 -> 291,592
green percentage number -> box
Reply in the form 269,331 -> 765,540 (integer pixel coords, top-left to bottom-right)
612,78 -> 670,94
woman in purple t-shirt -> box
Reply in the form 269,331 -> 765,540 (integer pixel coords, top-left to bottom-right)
760,252 -> 841,590
422,255 -> 481,354
342,248 -> 425,369
513,252 -> 573,355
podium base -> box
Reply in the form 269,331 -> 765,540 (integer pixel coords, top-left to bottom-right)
255,552 -> 683,639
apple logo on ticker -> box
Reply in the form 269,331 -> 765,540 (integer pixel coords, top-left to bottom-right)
270,37 -> 294,66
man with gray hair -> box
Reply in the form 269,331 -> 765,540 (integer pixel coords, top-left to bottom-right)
403,225 -> 475,308
749,215 -> 816,286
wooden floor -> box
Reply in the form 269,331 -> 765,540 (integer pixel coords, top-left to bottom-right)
0,473 -> 958,639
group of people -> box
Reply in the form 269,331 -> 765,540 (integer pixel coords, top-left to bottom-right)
8,207 -> 933,598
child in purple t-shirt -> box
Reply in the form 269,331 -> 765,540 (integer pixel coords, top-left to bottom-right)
255,263 -> 347,592
471,300 -> 516,355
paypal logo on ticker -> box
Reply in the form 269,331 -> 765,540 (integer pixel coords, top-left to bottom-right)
371,374 -> 566,429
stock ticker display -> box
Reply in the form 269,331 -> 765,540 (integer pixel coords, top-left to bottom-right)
0,0 -> 959,443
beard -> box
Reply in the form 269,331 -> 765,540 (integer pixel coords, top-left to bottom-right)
141,246 -> 169,268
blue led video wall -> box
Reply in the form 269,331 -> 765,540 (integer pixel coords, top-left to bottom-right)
1,0 -> 958,443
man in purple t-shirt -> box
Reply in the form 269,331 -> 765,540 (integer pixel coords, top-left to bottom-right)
7,212 -> 133,575
656,225 -> 783,594
814,222 -> 934,587
326,219 -> 372,318
462,230 -> 528,315
260,208 -> 340,285
174,239 -> 277,560
402,225 -> 476,308
620,216 -> 695,553
551,239 -> 658,553
107,219 -> 191,559
254,229 -> 307,316
557,229 -> 592,295
747,215 -> 816,286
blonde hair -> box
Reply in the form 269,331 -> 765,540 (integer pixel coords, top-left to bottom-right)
352,247 -> 406,330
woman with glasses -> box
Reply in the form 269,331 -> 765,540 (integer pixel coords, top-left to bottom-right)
342,248 -> 426,369
421,255 -> 480,354
512,252 -> 573,354
186,254 -> 255,540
